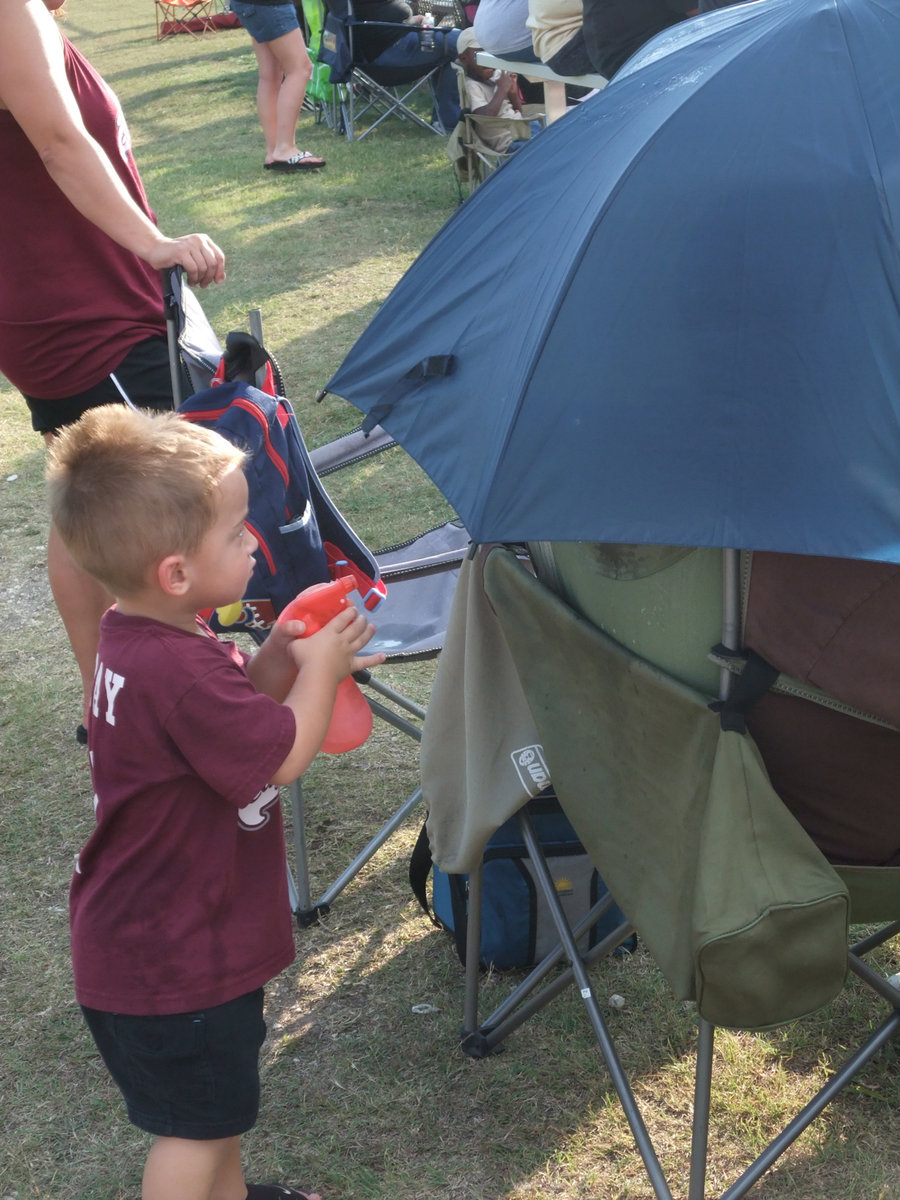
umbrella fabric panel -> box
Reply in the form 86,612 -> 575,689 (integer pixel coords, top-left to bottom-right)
511,0 -> 900,555
327,0 -> 900,559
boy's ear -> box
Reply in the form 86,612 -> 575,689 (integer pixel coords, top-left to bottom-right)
157,554 -> 189,597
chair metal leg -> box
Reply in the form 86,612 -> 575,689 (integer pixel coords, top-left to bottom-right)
358,670 -> 427,723
288,776 -> 313,917
470,896 -> 630,1049
718,1012 -> 900,1200
289,779 -> 424,924
848,947 -> 900,1005
316,786 -> 424,912
342,69 -> 442,141
460,861 -> 484,1051
285,670 -> 426,923
689,1019 -> 715,1200
516,812 -> 675,1200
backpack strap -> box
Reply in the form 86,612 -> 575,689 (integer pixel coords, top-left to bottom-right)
409,820 -> 471,965
409,820 -> 441,925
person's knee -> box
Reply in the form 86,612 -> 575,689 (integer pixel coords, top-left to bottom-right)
256,54 -> 281,86
294,55 -> 312,86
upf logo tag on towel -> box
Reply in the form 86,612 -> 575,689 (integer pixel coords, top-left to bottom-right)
511,745 -> 551,795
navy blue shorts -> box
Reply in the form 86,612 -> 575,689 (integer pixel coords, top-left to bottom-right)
81,989 -> 267,1140
230,1 -> 300,42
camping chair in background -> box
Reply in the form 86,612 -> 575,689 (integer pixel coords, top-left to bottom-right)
447,65 -> 544,196
155,0 -> 227,39
424,540 -> 900,1199
410,0 -> 467,27
298,0 -> 340,126
319,0 -> 446,141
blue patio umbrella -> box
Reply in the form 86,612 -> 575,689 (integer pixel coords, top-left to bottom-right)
323,0 -> 900,562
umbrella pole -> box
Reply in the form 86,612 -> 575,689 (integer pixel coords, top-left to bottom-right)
690,547 -> 742,1199
719,547 -> 741,695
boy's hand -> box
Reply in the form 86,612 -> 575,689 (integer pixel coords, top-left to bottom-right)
272,616 -> 307,644
285,606 -> 385,681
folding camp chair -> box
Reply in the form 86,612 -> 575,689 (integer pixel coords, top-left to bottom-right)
186,393 -> 469,924
319,0 -> 449,141
286,490 -> 470,923
410,0 -> 466,27
424,540 -> 900,1199
446,64 -> 544,196
298,0 -> 340,127
155,0 -> 221,39
164,270 -> 469,921
161,267 -> 224,400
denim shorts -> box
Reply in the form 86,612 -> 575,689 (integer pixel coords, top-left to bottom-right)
230,1 -> 300,42
81,988 -> 267,1139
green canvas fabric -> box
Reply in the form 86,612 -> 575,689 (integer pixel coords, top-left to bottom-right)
421,549 -> 552,874
483,548 -> 849,1031
538,542 -> 723,696
836,866 -> 900,923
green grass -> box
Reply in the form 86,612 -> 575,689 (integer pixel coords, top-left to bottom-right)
2,4 -> 900,1198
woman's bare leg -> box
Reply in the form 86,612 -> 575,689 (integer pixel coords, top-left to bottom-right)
44,432 -> 111,730
250,29 -> 321,164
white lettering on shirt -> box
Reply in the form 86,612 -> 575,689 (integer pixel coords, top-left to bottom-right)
103,669 -> 126,725
91,660 -> 126,726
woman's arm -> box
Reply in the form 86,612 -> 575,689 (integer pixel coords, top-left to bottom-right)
0,0 -> 224,286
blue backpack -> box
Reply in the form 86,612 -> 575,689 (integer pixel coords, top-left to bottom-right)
179,381 -> 385,633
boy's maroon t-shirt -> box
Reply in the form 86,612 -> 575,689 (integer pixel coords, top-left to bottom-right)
71,610 -> 297,1016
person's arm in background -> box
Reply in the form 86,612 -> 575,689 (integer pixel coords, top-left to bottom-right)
0,0 -> 225,287
472,70 -> 520,116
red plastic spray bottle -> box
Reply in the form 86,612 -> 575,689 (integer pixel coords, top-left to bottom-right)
277,576 -> 373,754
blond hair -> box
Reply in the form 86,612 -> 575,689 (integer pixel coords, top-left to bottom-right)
47,406 -> 246,596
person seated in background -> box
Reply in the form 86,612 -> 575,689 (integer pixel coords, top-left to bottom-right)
527,0 -> 595,77
455,27 -> 542,150
471,0 -> 539,61
581,0 -> 696,79
352,0 -> 461,132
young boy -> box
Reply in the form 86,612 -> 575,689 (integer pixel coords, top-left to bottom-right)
454,27 -> 542,153
47,406 -> 385,1200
